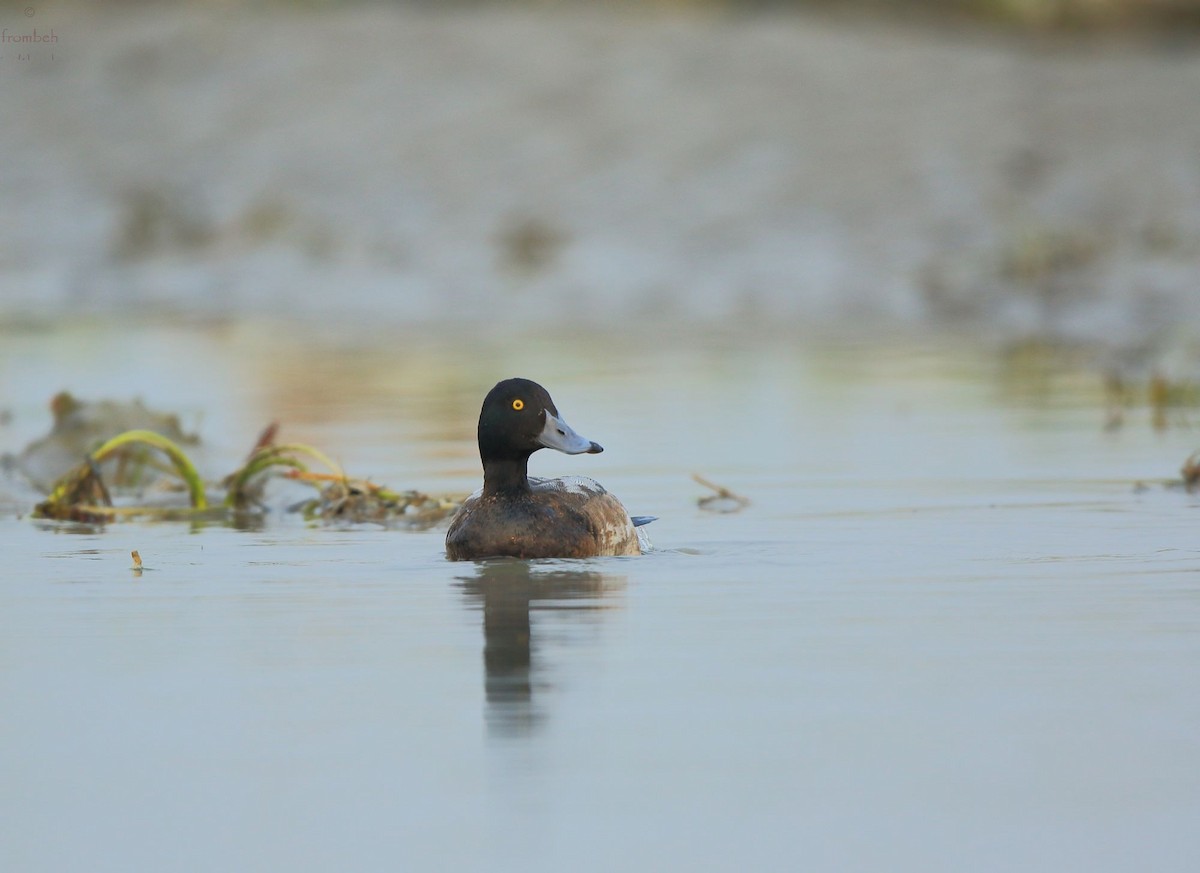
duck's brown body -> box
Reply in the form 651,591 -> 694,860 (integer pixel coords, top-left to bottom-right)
445,477 -> 640,560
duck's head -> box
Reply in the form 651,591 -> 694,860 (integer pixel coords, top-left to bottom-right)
477,378 -> 603,464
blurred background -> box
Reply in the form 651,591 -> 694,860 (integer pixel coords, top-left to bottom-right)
2,0 -> 1198,352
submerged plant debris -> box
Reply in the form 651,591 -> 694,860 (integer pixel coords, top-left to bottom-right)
693,474 -> 751,514
291,474 -> 460,527
26,397 -> 461,528
224,431 -> 460,528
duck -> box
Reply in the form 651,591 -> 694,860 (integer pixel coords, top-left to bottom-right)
445,378 -> 652,560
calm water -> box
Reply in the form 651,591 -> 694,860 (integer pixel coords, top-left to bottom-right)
2,322 -> 1199,872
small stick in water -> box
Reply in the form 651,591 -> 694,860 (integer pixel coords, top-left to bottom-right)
131,549 -> 143,570
692,473 -> 751,513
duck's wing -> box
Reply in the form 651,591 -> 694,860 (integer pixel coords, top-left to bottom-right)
534,478 -> 656,528
530,476 -> 642,556
530,476 -> 603,497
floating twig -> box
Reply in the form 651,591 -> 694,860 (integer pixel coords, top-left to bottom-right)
693,473 -> 751,513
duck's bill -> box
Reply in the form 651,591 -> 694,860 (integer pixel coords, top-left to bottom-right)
538,410 -> 603,454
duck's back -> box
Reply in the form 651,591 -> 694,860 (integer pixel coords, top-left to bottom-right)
445,476 -> 640,560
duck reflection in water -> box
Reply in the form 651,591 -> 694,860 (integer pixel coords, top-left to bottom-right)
458,560 -> 624,737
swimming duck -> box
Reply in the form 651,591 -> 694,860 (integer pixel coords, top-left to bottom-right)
445,378 -> 651,560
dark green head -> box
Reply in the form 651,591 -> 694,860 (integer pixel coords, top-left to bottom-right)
476,378 -> 602,495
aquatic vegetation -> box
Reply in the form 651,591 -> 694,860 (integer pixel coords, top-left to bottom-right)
94,430 -> 207,507
225,438 -> 459,528
12,392 -> 200,492
31,459 -> 116,525
224,441 -> 343,510
34,429 -> 209,523
27,409 -> 461,528
293,476 -> 460,528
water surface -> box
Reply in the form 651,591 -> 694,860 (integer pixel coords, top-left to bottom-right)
2,322 -> 1198,872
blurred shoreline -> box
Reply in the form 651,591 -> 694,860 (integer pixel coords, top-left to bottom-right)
1,2 -> 1198,356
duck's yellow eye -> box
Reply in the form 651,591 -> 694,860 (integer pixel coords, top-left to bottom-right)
512,398 -> 524,411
